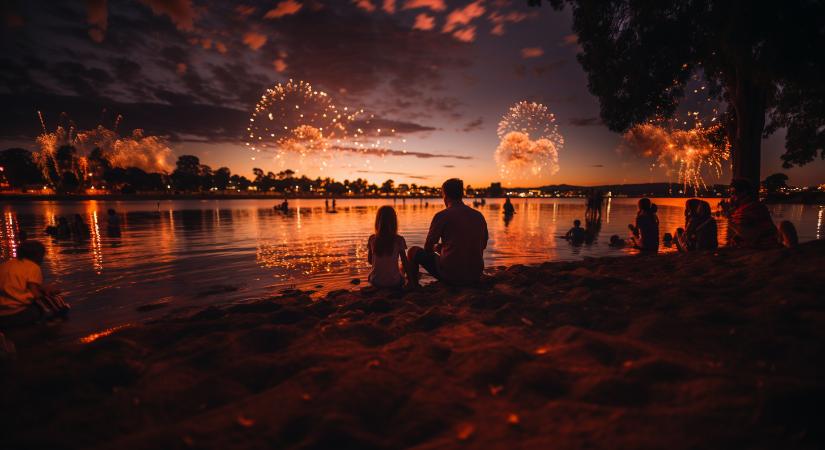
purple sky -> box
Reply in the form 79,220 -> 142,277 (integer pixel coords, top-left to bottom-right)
1,0 -> 822,187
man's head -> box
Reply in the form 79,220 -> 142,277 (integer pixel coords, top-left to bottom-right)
441,178 -> 464,206
18,240 -> 46,265
574,219 -> 581,227
730,179 -> 755,205
638,197 -> 652,212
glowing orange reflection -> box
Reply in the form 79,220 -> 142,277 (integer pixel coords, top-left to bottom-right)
79,324 -> 131,344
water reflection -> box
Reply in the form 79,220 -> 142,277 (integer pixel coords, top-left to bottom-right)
2,211 -> 18,259
1,198 -> 821,337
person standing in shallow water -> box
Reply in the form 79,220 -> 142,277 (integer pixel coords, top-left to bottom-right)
367,206 -> 409,288
408,178 -> 489,285
503,197 -> 515,216
628,198 -> 659,252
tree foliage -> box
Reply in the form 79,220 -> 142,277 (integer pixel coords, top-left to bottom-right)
530,0 -> 825,186
0,148 -> 43,187
762,172 -> 789,194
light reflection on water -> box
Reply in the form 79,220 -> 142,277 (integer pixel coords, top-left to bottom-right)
1,198 -> 821,337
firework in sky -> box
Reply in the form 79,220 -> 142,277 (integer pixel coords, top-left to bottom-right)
495,101 -> 564,185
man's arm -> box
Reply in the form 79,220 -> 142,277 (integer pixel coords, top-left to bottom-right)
482,219 -> 488,250
424,213 -> 443,252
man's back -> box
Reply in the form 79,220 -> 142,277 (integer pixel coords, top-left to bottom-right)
427,204 -> 488,284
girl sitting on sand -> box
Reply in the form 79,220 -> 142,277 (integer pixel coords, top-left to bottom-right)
367,206 -> 409,288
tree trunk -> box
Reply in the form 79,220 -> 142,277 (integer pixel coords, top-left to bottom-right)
729,71 -> 768,195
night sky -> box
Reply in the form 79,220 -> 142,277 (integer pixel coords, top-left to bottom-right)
2,0 -> 822,187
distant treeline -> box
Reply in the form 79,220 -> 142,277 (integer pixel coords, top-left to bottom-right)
1,147 -> 817,200
0,147 -> 442,196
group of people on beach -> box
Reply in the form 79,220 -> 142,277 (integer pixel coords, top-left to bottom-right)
602,178 -> 798,253
367,178 -> 489,288
0,177 -> 803,335
367,177 -> 800,289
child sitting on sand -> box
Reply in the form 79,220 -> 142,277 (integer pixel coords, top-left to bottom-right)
367,206 -> 409,288
0,241 -> 69,328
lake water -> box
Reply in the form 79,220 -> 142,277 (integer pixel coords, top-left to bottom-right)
1,198 -> 822,337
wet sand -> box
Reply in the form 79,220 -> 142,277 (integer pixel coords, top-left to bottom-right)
2,240 -> 824,449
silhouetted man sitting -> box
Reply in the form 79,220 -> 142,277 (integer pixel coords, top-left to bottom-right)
408,178 -> 489,286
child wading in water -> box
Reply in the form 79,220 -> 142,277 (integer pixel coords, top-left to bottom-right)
367,206 -> 409,288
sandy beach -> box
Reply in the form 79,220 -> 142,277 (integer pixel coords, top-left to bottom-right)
2,240 -> 824,450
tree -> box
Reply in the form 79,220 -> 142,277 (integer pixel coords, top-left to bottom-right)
55,145 -> 79,175
87,148 -> 112,184
0,148 -> 43,188
172,155 -> 202,191
57,172 -> 80,194
327,181 -> 346,196
213,167 -> 231,190
380,179 -> 395,196
762,173 -> 789,195
199,164 -> 214,191
252,168 -> 264,184
531,0 -> 825,192
230,174 -> 251,191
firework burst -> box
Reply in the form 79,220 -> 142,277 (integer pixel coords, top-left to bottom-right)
246,80 -> 359,168
35,112 -> 173,185
495,101 -> 564,185
621,106 -> 730,193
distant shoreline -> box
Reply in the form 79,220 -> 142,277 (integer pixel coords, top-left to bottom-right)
2,193 -> 695,202
2,192 -> 824,204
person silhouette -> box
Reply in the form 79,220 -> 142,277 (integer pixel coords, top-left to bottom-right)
407,179 -> 488,285
503,197 -> 515,216
565,219 -> 586,246
628,198 -> 659,253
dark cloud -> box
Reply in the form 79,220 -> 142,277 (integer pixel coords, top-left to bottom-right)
568,116 -> 602,127
356,170 -> 431,180
350,117 -> 436,135
1,0 -> 476,145
461,117 -> 483,132
442,164 -> 455,168
49,61 -> 114,97
108,57 -> 142,82
334,146 -> 473,160
269,4 -> 471,100
590,164 -> 604,168
0,93 -> 247,142
514,60 -> 567,78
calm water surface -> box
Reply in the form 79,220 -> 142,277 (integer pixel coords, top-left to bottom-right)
1,198 -> 822,337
